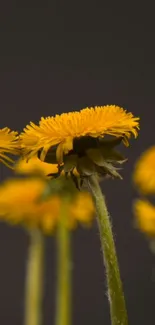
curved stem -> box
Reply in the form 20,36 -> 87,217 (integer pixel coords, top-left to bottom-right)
24,229 -> 44,325
87,174 -> 128,325
55,201 -> 72,325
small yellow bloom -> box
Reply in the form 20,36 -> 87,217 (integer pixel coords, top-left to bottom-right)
0,178 -> 94,233
15,156 -> 79,181
133,199 -> 155,236
133,146 -> 155,194
15,156 -> 59,176
0,127 -> 19,168
20,105 -> 139,163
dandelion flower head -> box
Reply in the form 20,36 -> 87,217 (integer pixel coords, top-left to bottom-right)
0,127 -> 19,168
20,105 -> 139,164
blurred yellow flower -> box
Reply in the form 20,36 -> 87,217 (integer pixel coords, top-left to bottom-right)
15,156 -> 59,176
15,156 -> 79,182
133,146 -> 155,194
0,127 -> 19,167
133,199 -> 155,236
20,105 -> 139,164
0,178 -> 94,233
69,192 -> 95,226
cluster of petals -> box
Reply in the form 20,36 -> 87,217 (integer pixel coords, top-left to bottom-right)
19,105 -> 139,163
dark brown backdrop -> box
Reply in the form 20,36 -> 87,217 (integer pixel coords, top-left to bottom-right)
0,1 -> 155,324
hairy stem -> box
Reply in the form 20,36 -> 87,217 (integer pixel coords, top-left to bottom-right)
87,174 -> 128,325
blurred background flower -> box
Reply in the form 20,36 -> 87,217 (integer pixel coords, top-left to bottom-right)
0,158 -> 95,325
133,199 -> 155,236
133,146 -> 155,195
133,146 -> 155,243
0,167 -> 94,233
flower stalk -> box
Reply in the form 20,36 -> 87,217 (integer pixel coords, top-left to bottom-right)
87,174 -> 128,325
24,229 -> 44,325
55,200 -> 72,325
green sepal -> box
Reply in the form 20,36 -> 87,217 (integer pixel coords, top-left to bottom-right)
63,154 -> 78,173
99,147 -> 127,164
98,136 -> 123,147
77,156 -> 96,176
98,161 -> 123,179
86,147 -> 126,168
86,148 -> 107,167
70,170 -> 83,190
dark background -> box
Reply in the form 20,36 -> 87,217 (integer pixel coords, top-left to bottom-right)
0,1 -> 155,324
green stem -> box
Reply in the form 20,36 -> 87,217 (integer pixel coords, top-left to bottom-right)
87,174 -> 128,325
24,229 -> 44,325
55,201 -> 72,325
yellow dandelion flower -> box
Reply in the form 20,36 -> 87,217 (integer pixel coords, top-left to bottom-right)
133,146 -> 155,194
20,105 -> 139,161
20,105 -> 139,185
133,199 -> 155,236
0,177 -> 94,233
0,127 -> 19,167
